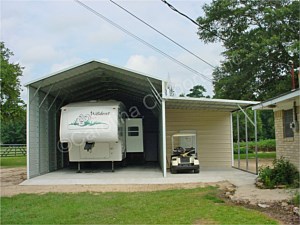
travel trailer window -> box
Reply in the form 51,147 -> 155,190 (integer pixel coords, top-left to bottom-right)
128,126 -> 139,136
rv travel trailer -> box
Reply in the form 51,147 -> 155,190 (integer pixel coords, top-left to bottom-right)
60,100 -> 144,171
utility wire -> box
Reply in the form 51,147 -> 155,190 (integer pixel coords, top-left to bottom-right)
161,0 -> 199,26
109,0 -> 216,69
161,0 -> 226,42
74,0 -> 212,82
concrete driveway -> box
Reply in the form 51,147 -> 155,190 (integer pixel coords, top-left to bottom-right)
21,166 -> 256,186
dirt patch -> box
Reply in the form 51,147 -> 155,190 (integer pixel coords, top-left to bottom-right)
234,158 -> 273,173
221,186 -> 300,225
0,167 -> 27,187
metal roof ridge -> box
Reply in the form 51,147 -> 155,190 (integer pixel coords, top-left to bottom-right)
24,59 -> 165,86
94,60 -> 165,82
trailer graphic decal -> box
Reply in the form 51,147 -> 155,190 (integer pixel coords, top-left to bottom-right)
69,114 -> 109,128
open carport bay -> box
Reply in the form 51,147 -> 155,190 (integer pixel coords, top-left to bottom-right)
26,60 -> 164,179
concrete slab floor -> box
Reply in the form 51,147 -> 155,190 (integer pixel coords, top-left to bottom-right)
21,166 -> 257,186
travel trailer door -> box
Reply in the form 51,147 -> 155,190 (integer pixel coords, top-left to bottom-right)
126,118 -> 144,153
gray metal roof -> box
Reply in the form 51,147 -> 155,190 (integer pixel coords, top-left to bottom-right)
26,60 -> 163,105
165,97 -> 259,112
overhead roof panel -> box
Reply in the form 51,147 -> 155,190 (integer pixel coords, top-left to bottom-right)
26,60 -> 163,105
165,97 -> 259,112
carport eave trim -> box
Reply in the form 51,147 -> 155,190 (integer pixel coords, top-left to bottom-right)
164,97 -> 259,112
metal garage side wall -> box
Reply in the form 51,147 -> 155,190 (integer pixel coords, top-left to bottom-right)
39,91 -> 50,174
27,86 -> 40,178
166,109 -> 232,168
47,96 -> 57,171
28,86 -> 59,178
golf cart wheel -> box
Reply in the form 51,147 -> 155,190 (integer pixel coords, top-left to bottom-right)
194,169 -> 200,173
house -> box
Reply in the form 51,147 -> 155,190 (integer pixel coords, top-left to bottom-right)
252,89 -> 300,170
25,60 -> 258,179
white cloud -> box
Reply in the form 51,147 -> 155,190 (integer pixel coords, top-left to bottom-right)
125,53 -> 216,97
24,45 -> 64,64
2,0 -> 224,101
50,57 -> 83,73
125,55 -> 161,75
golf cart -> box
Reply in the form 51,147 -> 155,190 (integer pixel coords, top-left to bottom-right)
170,133 -> 200,174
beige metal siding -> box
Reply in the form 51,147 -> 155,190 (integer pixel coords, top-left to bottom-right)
166,109 -> 232,168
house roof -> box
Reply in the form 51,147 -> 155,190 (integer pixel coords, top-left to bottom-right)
26,60 -> 163,105
252,89 -> 300,110
165,96 -> 259,112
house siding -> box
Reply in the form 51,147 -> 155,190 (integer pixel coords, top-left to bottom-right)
166,109 -> 232,168
274,105 -> 300,170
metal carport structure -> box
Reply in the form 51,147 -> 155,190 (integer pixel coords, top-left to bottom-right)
26,60 -> 260,180
26,60 -> 165,179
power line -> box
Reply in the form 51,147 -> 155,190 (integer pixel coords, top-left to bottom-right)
161,0 -> 199,27
74,0 -> 213,82
109,0 -> 216,69
161,0 -> 226,42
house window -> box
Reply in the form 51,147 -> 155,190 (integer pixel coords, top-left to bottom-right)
283,109 -> 294,138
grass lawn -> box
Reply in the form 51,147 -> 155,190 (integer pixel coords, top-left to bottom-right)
0,156 -> 26,167
1,187 -> 278,224
234,152 -> 276,160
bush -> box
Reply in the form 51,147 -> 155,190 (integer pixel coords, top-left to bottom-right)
291,193 -> 300,206
233,147 -> 254,154
234,139 -> 276,153
258,157 -> 299,189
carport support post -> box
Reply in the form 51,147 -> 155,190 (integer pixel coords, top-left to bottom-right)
245,113 -> 248,171
254,110 -> 258,174
237,112 -> 240,168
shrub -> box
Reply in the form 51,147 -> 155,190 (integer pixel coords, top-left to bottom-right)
258,166 -> 274,188
258,157 -> 299,189
291,193 -> 300,206
233,147 -> 254,154
234,139 -> 276,153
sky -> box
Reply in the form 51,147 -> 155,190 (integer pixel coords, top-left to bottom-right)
1,0 -> 224,101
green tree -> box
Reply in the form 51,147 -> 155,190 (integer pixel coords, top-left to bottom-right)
197,0 -> 299,101
186,85 -> 210,98
0,42 -> 26,144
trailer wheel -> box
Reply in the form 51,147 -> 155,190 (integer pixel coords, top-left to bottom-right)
170,167 -> 177,174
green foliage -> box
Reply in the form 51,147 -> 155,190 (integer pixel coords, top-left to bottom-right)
234,139 -> 276,153
234,152 -> 276,160
197,0 -> 299,101
1,112 -> 26,144
0,42 -> 26,144
1,188 -> 277,224
291,193 -> 300,206
186,85 -> 210,98
232,110 -> 275,143
258,157 -> 300,189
